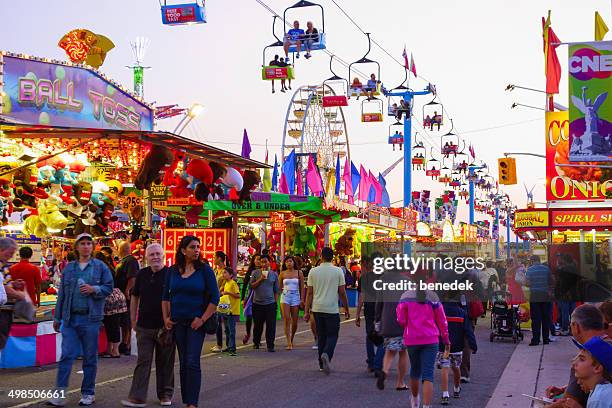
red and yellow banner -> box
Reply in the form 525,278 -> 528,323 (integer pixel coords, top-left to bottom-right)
163,228 -> 229,266
551,209 -> 612,228
515,210 -> 549,228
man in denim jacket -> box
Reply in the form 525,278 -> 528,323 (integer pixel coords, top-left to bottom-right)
48,233 -> 113,407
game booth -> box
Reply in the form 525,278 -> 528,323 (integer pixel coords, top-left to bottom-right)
0,52 -> 267,367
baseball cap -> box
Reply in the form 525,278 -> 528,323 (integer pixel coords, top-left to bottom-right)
573,336 -> 612,372
75,233 -> 94,244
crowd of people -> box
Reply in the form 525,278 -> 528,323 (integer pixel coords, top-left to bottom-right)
0,236 -> 611,408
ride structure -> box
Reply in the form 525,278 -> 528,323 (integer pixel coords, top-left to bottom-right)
322,55 -> 349,107
385,82 -> 433,206
282,84 -> 350,191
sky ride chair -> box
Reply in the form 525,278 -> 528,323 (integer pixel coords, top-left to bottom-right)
262,16 -> 295,81
388,121 -> 404,151
160,0 -> 206,25
423,96 -> 443,131
322,55 -> 349,107
283,1 -> 327,55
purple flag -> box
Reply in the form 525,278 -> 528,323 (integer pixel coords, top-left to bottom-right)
241,129 -> 251,159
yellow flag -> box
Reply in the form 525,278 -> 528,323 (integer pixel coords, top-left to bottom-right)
543,10 -> 551,75
595,11 -> 609,41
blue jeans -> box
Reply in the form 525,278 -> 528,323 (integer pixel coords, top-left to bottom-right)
174,320 -> 206,407
313,312 -> 340,362
56,314 -> 101,396
224,315 -> 237,352
365,315 -> 384,370
215,314 -> 223,347
407,343 -> 438,383
558,301 -> 575,332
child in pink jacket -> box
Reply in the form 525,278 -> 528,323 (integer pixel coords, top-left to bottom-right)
397,289 -> 450,408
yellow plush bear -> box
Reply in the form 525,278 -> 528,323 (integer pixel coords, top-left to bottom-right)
38,196 -> 69,231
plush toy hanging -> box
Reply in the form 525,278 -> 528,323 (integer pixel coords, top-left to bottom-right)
134,145 -> 175,190
335,228 -> 357,257
238,170 -> 261,203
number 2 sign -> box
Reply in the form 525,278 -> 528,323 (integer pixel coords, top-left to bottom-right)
163,228 -> 229,266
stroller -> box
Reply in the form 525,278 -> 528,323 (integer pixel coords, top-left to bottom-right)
489,291 -> 524,343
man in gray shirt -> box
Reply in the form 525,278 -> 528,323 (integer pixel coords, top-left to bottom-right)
250,255 -> 279,352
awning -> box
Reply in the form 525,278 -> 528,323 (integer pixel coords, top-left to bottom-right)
0,120 -> 270,169
202,192 -> 354,225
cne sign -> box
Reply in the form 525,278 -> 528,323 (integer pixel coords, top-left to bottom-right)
514,210 -> 549,228
271,212 -> 286,233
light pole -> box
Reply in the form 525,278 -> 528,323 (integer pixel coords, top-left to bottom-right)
173,103 -> 204,135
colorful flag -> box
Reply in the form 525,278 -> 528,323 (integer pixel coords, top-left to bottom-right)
543,12 -> 562,94
281,149 -> 296,194
279,173 -> 288,194
351,162 -> 360,198
368,171 -> 381,204
306,154 -> 324,195
595,11 -> 609,41
379,173 -> 390,207
262,150 -> 271,192
271,154 -> 279,191
297,168 -> 304,195
334,154 -> 341,196
241,128 -> 251,159
358,165 -> 370,201
402,46 -> 409,70
410,53 -> 417,77
342,157 -> 353,197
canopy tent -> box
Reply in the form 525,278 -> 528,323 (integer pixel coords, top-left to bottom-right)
0,120 -> 270,169
202,192 -> 353,225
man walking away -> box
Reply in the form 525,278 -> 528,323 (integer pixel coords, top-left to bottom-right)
122,244 -> 175,407
526,255 -> 553,346
304,247 -> 350,375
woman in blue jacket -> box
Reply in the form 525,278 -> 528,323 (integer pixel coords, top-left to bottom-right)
162,236 -> 219,408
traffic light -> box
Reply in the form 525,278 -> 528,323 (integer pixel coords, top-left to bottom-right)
498,157 -> 517,185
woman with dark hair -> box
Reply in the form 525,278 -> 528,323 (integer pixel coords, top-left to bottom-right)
241,254 -> 260,344
98,252 -> 126,359
162,236 -> 219,408
279,256 -> 304,350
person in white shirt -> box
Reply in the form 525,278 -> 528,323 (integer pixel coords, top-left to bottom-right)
0,237 -> 25,351
304,247 -> 350,375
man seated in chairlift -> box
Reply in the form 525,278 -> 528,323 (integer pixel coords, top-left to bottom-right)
424,114 -> 432,127
365,74 -> 379,100
284,20 -> 305,59
390,103 -> 399,115
269,55 -> 281,94
430,110 -> 442,130
303,21 -> 319,59
396,99 -> 410,121
277,58 -> 292,93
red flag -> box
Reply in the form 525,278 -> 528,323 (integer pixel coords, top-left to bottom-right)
410,53 -> 417,77
545,26 -> 562,94
402,46 -> 409,70
468,144 -> 475,159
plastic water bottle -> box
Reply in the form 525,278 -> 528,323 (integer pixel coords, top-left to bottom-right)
77,278 -> 85,287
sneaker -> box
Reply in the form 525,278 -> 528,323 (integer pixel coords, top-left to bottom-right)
311,344 -> 318,350
320,353 -> 331,375
222,348 -> 229,353
410,395 -> 420,408
296,53 -> 300,59
120,400 -> 146,407
253,343 -> 260,350
453,386 -> 462,398
79,395 -> 95,406
229,351 -> 237,356
441,395 -> 450,405
460,376 -> 470,383
211,345 -> 222,353
47,398 -> 66,407
159,399 -> 172,406
548,336 -> 557,342
543,339 -> 550,345
305,53 -> 311,59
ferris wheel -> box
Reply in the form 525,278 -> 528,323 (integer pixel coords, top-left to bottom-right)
281,84 -> 350,190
